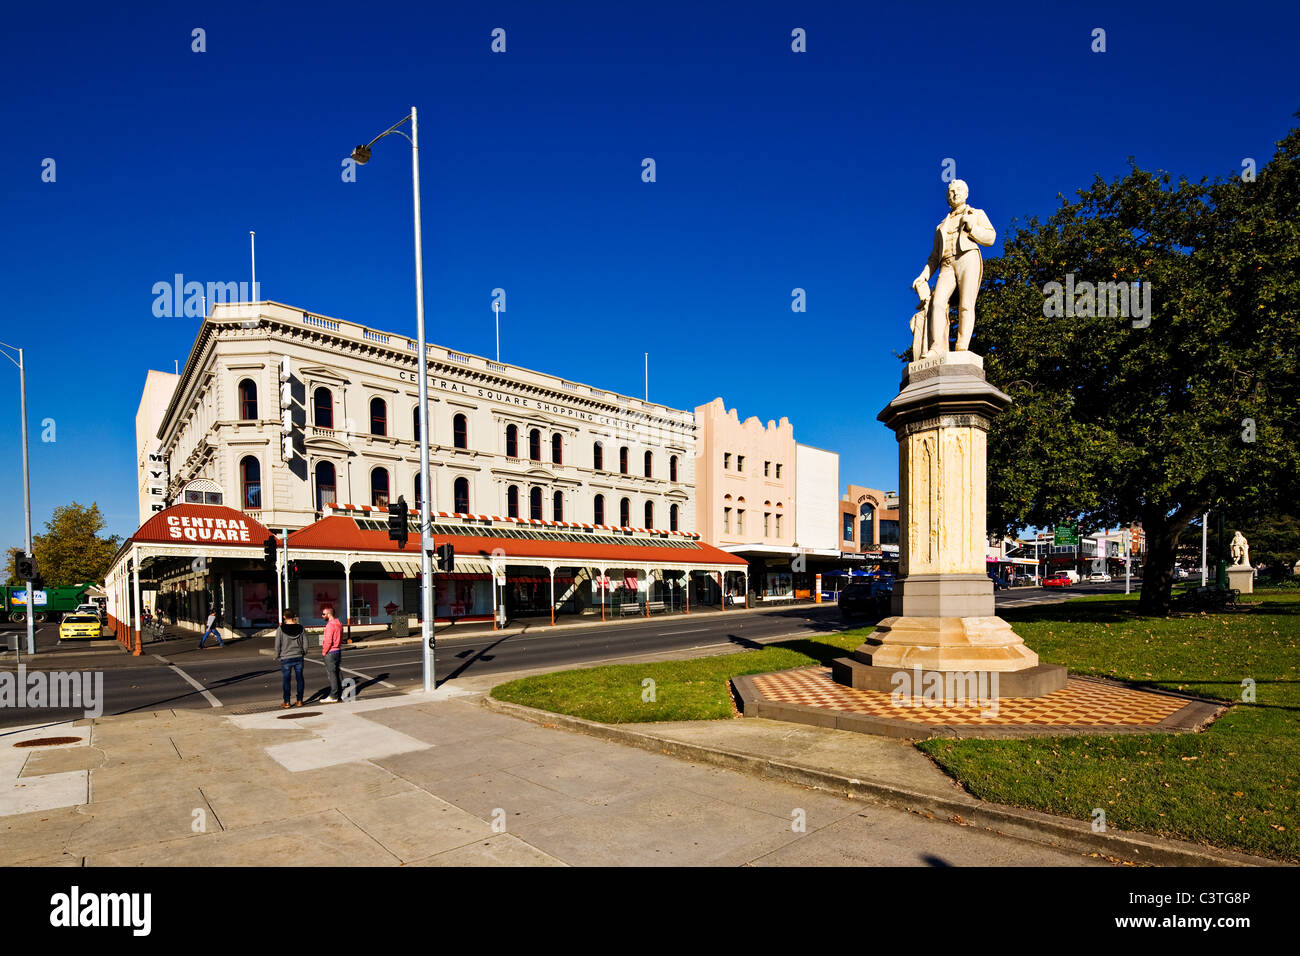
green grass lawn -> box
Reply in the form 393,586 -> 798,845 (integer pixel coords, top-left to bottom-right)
914,589 -> 1300,861
490,628 -> 870,723
490,590 -> 1300,860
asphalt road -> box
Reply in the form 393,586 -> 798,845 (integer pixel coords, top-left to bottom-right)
0,583 -> 1133,732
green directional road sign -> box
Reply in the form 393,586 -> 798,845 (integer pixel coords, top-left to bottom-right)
1054,525 -> 1079,547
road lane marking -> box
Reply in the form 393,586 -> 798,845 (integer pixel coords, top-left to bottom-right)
151,654 -> 222,708
656,627 -> 710,635
305,657 -> 397,689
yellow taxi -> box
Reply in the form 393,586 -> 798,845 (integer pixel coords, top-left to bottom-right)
59,613 -> 102,641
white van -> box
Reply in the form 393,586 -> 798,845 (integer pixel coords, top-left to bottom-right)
1058,569 -> 1080,584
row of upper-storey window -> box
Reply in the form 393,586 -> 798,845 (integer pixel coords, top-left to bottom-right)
720,451 -> 783,478
236,380 -> 683,479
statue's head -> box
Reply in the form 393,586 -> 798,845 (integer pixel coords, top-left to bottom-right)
947,179 -> 969,209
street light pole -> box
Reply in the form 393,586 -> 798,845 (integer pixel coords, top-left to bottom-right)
350,107 -> 435,693
1,342 -> 35,657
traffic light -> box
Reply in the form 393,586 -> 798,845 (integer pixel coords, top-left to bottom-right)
15,552 -> 35,580
388,496 -> 410,548
263,536 -> 278,571
436,543 -> 454,571
31,573 -> 44,592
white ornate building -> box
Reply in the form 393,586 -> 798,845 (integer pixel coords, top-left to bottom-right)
148,301 -> 697,535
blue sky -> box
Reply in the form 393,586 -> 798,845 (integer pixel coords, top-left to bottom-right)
1,0 -> 1296,548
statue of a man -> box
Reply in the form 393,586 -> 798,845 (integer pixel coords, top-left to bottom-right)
1230,531 -> 1250,567
912,179 -> 996,358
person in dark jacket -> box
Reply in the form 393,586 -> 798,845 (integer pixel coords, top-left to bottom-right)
274,610 -> 308,708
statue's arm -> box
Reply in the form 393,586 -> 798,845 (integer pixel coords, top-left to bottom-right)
968,209 -> 996,247
913,228 -> 942,292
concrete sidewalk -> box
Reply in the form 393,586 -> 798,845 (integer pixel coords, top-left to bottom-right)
1,686 -> 1115,867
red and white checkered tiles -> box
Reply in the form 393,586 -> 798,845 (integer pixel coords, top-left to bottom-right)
751,667 -> 1189,726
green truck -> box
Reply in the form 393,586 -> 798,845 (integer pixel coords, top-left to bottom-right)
1,583 -> 98,623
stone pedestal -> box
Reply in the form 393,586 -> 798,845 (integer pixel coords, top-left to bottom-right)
833,352 -> 1066,698
1227,566 -> 1255,595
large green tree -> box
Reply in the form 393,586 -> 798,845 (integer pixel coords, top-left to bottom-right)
975,120 -> 1300,615
4,502 -> 122,587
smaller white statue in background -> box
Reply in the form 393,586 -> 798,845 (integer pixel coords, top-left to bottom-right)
1230,531 -> 1250,567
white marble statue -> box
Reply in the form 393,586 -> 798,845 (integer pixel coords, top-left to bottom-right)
912,179 -> 997,358
1230,531 -> 1250,567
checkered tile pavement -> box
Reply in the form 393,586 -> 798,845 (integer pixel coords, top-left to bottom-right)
750,667 -> 1189,726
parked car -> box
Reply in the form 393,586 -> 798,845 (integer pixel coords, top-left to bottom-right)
1042,574 -> 1073,588
840,580 -> 892,619
71,603 -> 103,620
1087,572 -> 1112,583
58,614 -> 102,641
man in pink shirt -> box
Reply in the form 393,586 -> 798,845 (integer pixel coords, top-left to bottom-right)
320,605 -> 344,702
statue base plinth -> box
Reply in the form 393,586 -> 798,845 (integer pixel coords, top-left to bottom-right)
1227,566 -> 1255,594
832,615 -> 1066,698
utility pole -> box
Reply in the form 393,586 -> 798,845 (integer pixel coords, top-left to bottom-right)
1201,512 -> 1208,587
1,342 -> 35,656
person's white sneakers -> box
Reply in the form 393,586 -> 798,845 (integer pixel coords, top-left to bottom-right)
321,696 -> 338,703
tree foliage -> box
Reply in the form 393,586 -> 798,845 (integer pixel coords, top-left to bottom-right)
975,119 -> 1300,614
4,502 -> 121,587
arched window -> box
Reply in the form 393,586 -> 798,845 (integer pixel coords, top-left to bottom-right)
619,447 -> 628,474
529,486 -> 543,520
313,387 -> 332,428
529,428 -> 541,461
644,501 -> 654,528
238,380 -> 258,420
594,494 -> 605,525
370,397 -> 387,436
552,433 -> 563,465
860,503 -> 875,547
453,413 -> 468,449
413,474 -> 423,512
240,456 -> 261,509
670,503 -> 679,531
669,455 -> 678,482
315,460 -> 336,510
553,491 -> 564,521
593,441 -> 603,470
506,424 -> 518,457
454,477 -> 470,514
370,467 -> 389,508
507,485 -> 519,518
619,497 -> 630,527
644,451 -> 653,478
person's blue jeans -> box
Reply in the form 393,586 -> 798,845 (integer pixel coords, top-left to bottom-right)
199,625 -> 224,648
324,651 -> 343,699
281,657 -> 304,703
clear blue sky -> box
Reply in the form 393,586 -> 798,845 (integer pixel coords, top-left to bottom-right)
1,0 -> 1296,548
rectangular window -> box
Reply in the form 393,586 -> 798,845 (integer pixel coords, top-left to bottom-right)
723,453 -> 731,469
737,455 -> 744,472
843,514 -> 854,541
775,514 -> 783,537
775,463 -> 782,478
737,509 -> 745,534
723,507 -> 731,533
764,513 -> 771,536
763,461 -> 770,476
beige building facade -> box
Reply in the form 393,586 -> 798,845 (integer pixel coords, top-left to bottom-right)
148,301 -> 696,536
136,369 -> 180,526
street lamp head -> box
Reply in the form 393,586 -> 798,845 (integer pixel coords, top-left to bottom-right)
350,144 -> 371,165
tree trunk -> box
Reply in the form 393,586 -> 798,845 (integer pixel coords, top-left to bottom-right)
1138,514 -> 1189,616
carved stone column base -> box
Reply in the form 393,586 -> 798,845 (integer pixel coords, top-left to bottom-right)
851,615 -> 1043,672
